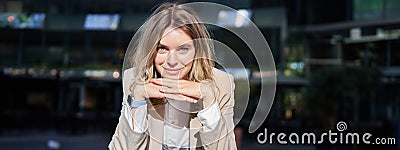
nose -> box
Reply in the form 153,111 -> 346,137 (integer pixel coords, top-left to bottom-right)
166,51 -> 178,67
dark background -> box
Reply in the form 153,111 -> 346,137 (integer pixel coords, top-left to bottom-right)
0,0 -> 399,149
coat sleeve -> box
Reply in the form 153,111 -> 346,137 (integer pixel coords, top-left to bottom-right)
108,103 -> 149,150
108,68 -> 149,150
199,73 -> 237,150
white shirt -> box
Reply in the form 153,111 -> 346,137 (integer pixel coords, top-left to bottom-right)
124,98 -> 221,149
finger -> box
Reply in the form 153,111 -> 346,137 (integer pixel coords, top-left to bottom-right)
153,78 -> 178,83
181,82 -> 203,98
159,87 -> 181,94
184,96 -> 198,103
143,89 -> 164,99
143,83 -> 165,99
163,93 -> 184,101
150,78 -> 164,86
151,78 -> 179,88
160,86 -> 202,99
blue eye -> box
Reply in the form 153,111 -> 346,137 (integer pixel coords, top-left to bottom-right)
178,47 -> 189,52
157,46 -> 168,54
158,47 -> 166,51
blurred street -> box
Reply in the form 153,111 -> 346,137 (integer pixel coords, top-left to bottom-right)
0,133 -> 110,150
0,133 -> 318,150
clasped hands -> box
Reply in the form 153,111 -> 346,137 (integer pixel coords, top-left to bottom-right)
133,78 -> 218,108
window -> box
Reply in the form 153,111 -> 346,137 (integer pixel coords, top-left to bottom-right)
84,14 -> 120,30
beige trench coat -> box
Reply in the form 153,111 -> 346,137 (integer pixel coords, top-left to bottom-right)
108,68 -> 237,150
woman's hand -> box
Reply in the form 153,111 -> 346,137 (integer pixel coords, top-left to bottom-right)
151,78 -> 218,108
133,81 -> 198,102
132,82 -> 163,100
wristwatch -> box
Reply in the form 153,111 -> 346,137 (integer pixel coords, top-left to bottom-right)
127,94 -> 147,108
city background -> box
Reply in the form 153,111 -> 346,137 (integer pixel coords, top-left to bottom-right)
0,0 -> 399,149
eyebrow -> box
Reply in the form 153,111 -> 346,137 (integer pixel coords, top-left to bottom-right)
157,43 -> 168,48
158,43 -> 193,48
178,43 -> 193,47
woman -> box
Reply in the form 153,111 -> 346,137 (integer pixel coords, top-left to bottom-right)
108,3 -> 236,149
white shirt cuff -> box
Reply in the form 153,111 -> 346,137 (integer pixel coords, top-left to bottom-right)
197,103 -> 221,132
125,101 -> 147,133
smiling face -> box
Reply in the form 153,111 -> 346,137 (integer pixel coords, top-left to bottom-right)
154,27 -> 196,79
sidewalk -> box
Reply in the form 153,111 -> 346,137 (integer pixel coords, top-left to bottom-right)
0,133 -> 317,150
0,133 -> 110,150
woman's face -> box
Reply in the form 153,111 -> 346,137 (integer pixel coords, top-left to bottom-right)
154,27 -> 195,79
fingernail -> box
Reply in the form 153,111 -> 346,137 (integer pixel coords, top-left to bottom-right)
193,100 -> 198,103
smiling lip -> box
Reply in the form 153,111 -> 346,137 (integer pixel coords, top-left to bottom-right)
163,68 -> 183,75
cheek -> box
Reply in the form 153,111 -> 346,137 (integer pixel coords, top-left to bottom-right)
154,54 -> 166,65
179,51 -> 196,65
183,52 -> 195,71
154,54 -> 166,74
180,61 -> 193,79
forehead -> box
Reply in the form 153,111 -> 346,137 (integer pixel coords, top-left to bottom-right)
159,27 -> 193,46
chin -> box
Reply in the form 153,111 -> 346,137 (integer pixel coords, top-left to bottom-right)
158,72 -> 180,79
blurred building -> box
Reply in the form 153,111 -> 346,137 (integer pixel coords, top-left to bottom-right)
0,0 -> 399,149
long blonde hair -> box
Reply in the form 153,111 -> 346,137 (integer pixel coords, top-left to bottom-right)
128,3 -> 215,91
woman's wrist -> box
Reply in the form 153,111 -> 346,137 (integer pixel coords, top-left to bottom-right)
201,88 -> 216,108
133,93 -> 145,101
132,84 -> 146,100
202,96 -> 215,108
199,80 -> 218,108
